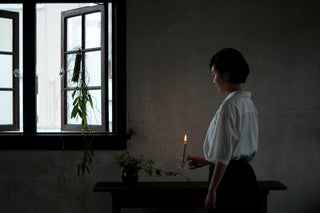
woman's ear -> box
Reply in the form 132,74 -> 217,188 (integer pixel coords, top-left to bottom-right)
222,72 -> 230,80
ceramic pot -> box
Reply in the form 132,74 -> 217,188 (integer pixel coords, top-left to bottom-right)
122,167 -> 138,184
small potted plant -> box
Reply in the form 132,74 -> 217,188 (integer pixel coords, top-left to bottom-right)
115,152 -> 187,184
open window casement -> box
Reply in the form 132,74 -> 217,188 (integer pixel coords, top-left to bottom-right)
61,5 -> 110,133
0,10 -> 20,131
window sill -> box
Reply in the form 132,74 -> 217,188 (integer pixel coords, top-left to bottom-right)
0,133 -> 130,150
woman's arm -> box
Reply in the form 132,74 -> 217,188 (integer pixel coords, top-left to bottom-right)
187,156 -> 210,169
205,161 -> 227,209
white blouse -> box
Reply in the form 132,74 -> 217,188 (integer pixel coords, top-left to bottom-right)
203,91 -> 258,165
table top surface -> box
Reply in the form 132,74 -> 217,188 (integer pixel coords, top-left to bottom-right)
94,181 -> 287,192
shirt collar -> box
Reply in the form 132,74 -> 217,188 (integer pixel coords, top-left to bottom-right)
223,91 -> 251,103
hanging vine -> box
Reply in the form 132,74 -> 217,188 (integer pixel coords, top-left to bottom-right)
70,50 -> 94,176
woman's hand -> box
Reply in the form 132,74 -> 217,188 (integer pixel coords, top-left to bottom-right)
186,156 -> 210,169
205,189 -> 216,210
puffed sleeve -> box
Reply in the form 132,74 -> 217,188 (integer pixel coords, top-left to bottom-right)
212,104 -> 240,165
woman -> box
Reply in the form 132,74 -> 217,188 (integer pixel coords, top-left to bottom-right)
187,48 -> 259,212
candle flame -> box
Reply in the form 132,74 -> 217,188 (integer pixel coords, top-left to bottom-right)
184,134 -> 187,144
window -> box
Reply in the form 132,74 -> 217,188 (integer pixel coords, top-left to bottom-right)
61,5 -> 108,132
0,9 -> 20,131
0,0 -> 127,150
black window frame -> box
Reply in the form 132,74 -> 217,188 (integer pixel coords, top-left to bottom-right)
0,0 -> 129,150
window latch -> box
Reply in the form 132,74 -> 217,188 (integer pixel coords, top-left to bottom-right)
59,68 -> 64,78
14,69 -> 20,78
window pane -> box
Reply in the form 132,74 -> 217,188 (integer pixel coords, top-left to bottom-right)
66,89 -> 101,125
86,51 -> 101,87
108,79 -> 112,131
66,90 -> 81,125
0,17 -> 12,52
87,89 -> 101,125
67,15 -> 82,51
0,54 -> 13,88
85,12 -> 101,49
66,53 -> 81,88
0,91 -> 13,124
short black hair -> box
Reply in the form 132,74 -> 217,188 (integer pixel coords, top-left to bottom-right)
209,48 -> 249,83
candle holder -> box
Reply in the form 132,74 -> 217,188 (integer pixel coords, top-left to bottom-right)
178,158 -> 189,170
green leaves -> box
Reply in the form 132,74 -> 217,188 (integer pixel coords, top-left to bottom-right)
115,152 -> 190,180
69,51 -> 94,177
70,84 -> 92,122
72,51 -> 82,82
77,135 -> 94,177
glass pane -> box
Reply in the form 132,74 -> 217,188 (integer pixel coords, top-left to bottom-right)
0,91 -> 13,124
66,90 -> 81,125
85,12 -> 101,49
66,53 -> 82,88
108,3 -> 112,62
0,17 -> 12,52
87,89 -> 101,125
108,101 -> 112,131
108,3 -> 112,132
108,79 -> 112,131
85,51 -> 101,86
66,89 -> 101,125
0,54 -> 13,88
108,79 -> 112,101
67,15 -> 82,51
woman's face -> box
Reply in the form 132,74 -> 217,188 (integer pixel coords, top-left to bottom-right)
211,66 -> 229,93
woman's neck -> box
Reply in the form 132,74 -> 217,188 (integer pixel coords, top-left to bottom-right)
226,83 -> 244,93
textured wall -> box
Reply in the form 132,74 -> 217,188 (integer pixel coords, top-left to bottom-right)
1,0 -> 319,212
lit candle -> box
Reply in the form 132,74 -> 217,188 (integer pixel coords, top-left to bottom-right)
181,134 -> 187,163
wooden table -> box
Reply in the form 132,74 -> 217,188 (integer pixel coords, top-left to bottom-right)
94,181 -> 287,213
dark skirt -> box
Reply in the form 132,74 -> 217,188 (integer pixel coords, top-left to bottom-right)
208,159 -> 260,213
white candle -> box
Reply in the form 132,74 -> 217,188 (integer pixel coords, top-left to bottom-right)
181,134 -> 187,162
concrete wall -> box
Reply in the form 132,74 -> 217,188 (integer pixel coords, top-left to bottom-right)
1,0 -> 319,212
